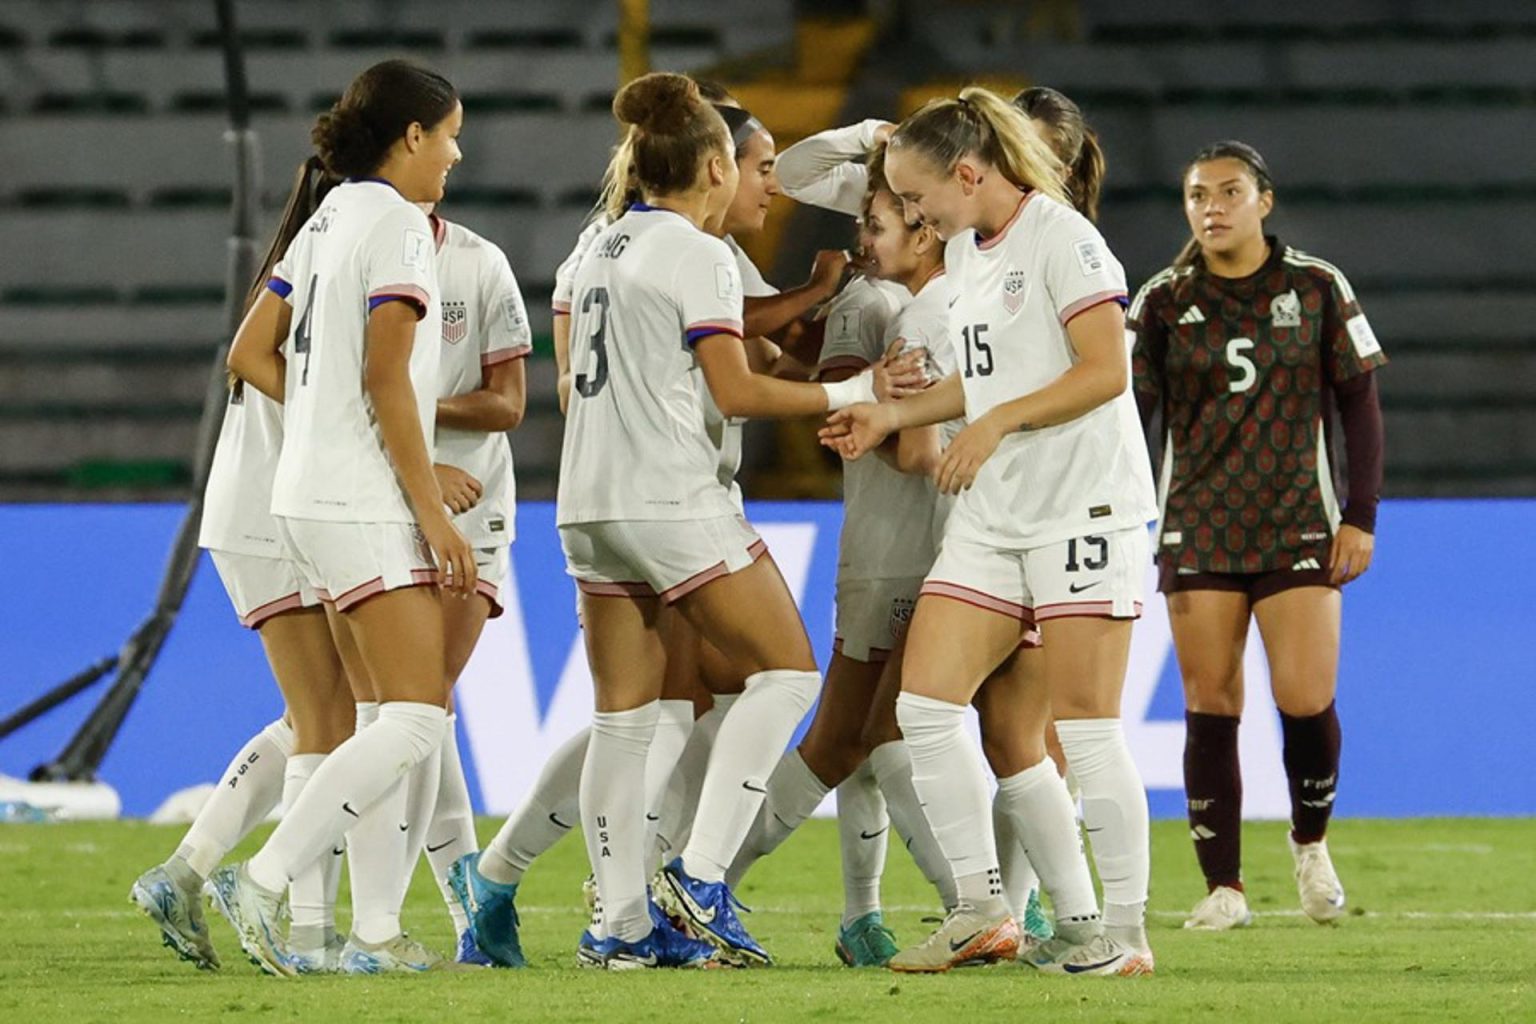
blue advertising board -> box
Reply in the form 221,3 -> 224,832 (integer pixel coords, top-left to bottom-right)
2,500 -> 1532,819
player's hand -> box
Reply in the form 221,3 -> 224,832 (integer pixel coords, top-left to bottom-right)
935,411 -> 1006,494
819,401 -> 898,460
874,340 -> 929,401
872,121 -> 897,146
808,249 -> 852,300
421,511 -> 478,598
433,464 -> 483,515
1328,523 -> 1374,585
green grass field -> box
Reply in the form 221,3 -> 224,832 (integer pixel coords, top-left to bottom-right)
2,817 -> 1532,1022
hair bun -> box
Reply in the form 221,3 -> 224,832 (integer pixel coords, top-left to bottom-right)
613,72 -> 699,136
311,104 -> 380,179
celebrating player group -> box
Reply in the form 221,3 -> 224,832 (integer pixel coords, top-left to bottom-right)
127,57 -> 1386,977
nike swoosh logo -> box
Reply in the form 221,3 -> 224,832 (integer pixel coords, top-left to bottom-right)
742,781 -> 767,794
949,930 -> 983,952
1068,581 -> 1101,594
1084,826 -> 1104,834
1064,956 -> 1123,974
860,826 -> 889,840
548,812 -> 572,829
342,802 -> 359,818
332,846 -> 346,856
772,813 -> 793,830
645,813 -> 660,822
399,822 -> 409,832
425,839 -> 454,853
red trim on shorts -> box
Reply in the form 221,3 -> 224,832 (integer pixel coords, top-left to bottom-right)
1033,599 -> 1144,621
475,578 -> 504,618
659,537 -> 767,604
747,538 -> 768,560
240,592 -> 306,630
329,569 -> 439,612
482,346 -> 531,367
1059,291 -> 1128,326
577,579 -> 656,598
1017,627 -> 1044,650
919,580 -> 1033,621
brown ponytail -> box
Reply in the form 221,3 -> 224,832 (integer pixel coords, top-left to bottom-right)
1013,86 -> 1105,222
890,85 -> 1068,206
311,59 -> 458,180
241,156 -> 340,315
611,72 -> 730,197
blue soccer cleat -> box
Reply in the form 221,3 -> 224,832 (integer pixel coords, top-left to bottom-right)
130,864 -> 221,970
654,857 -> 770,966
447,852 -> 526,968
574,902 -> 718,971
455,927 -> 494,967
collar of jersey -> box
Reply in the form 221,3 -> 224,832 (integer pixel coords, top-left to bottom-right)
974,190 -> 1035,251
628,201 -> 686,218
346,176 -> 405,197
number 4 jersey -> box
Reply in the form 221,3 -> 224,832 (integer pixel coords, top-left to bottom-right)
268,179 -> 441,524
944,191 -> 1156,549
556,204 -> 745,525
1130,238 -> 1388,574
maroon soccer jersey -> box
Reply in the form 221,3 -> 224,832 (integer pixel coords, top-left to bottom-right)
1130,238 -> 1388,574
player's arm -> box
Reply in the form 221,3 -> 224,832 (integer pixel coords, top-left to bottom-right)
365,300 -> 475,594
553,310 -> 573,415
226,288 -> 292,402
935,301 -> 1126,494
437,356 -> 526,432
741,249 -> 850,338
777,119 -> 893,216
1320,271 -> 1387,584
695,334 -> 838,418
819,372 -> 965,459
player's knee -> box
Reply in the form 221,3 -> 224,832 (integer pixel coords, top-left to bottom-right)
1182,668 -> 1244,717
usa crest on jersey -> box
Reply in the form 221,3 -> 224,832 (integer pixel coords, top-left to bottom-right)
441,301 -> 467,344
1002,267 -> 1027,314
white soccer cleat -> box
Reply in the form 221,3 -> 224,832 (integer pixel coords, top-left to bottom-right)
339,932 -> 452,973
1025,920 -> 1154,977
204,864 -> 294,978
1290,836 -> 1346,924
887,907 -> 1019,973
1183,886 -> 1254,931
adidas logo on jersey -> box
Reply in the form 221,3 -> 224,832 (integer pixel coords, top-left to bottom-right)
1293,557 -> 1322,571
1177,306 -> 1205,324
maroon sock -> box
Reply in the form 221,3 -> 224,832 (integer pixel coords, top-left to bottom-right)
1281,701 -> 1342,844
1183,711 -> 1243,891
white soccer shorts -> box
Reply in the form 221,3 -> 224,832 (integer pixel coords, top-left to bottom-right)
834,576 -> 922,663
560,515 -> 767,604
276,518 -> 438,612
209,549 -> 321,629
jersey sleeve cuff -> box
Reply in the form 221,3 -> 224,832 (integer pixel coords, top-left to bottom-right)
684,319 -> 745,346
551,300 -> 572,315
266,276 -> 293,301
1059,291 -> 1129,326
482,345 -> 532,367
367,283 -> 430,318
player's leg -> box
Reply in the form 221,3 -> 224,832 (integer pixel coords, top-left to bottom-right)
1251,577 -> 1346,924
1024,528 -> 1154,977
651,638 -> 742,869
1167,578 -> 1253,931
644,608 -> 703,872
862,637 -> 958,913
978,645 -> 1091,953
659,547 -> 821,965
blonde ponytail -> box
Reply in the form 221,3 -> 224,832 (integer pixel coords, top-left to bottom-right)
891,86 -> 1068,207
595,131 -> 639,222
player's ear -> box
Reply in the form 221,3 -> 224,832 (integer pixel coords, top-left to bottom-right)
403,121 -> 424,155
1257,188 -> 1275,220
706,152 -> 727,188
955,158 -> 981,195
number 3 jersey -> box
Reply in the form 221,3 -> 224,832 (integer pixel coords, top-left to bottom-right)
268,179 -> 441,524
556,204 -> 745,525
1130,238 -> 1389,574
944,191 -> 1156,549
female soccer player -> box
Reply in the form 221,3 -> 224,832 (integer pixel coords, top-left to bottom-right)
210,59 -> 474,977
129,158 -> 355,974
824,87 -> 1158,976
411,204 -> 530,966
556,71 -> 893,969
1130,141 -> 1385,930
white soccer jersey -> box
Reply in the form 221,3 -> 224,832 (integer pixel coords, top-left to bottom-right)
705,235 -> 778,511
198,384 -> 286,558
552,216 -> 607,315
556,204 -> 745,525
943,192 -> 1156,548
434,216 -> 532,547
777,119 -> 884,217
817,276 -> 937,580
268,179 -> 441,524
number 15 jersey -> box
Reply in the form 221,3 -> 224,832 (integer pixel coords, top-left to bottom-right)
944,192 -> 1156,549
556,205 -> 745,525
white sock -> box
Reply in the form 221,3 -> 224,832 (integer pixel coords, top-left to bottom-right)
895,692 -> 1007,917
725,748 -> 829,887
995,758 -> 1100,922
680,670 -> 820,883
176,718 -> 293,878
642,700 -> 694,860
346,777 -> 410,943
246,701 -> 446,901
582,702 -> 659,944
1055,718 -> 1150,928
837,761 -> 887,926
480,727 -> 587,886
868,739 -> 958,910
652,693 -> 736,871
992,793 -> 1040,918
424,715 -> 477,934
355,701 -> 379,731
282,753 -> 333,943
396,721 -> 446,906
